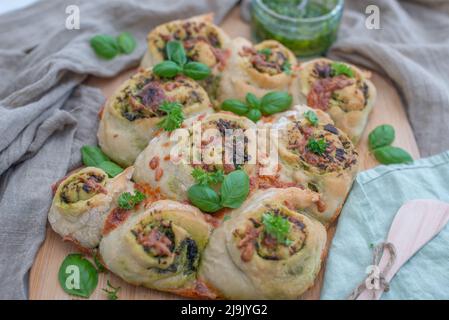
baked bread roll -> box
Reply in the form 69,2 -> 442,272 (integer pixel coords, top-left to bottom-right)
298,58 -> 376,143
141,14 -> 231,104
133,112 -> 257,202
260,105 -> 359,224
99,200 -> 212,294
218,37 -> 300,104
199,187 -> 326,299
48,167 -> 134,249
97,68 -> 213,167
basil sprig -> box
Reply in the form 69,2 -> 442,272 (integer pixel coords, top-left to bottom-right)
58,254 -> 98,298
221,91 -> 292,122
187,169 -> 250,213
153,40 -> 211,80
368,124 -> 395,150
90,32 -> 136,60
81,145 -> 123,177
368,124 -> 413,164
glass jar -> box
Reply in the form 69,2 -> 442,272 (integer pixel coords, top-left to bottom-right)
250,0 -> 344,57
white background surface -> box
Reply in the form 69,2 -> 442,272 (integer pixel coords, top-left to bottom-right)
0,0 -> 39,15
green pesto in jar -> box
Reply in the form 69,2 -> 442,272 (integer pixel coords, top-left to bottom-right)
251,0 -> 343,57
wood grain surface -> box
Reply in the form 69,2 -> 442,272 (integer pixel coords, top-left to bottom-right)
29,6 -> 420,300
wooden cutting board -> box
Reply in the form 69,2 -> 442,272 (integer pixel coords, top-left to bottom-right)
29,6 -> 420,300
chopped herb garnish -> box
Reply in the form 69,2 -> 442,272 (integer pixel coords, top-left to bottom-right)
258,48 -> 272,59
304,110 -> 318,126
102,280 -> 120,300
282,61 -> 292,75
94,254 -> 107,273
262,212 -> 291,245
191,168 -> 225,185
307,138 -> 328,155
157,101 -> 184,131
118,190 -> 146,210
331,62 -> 355,78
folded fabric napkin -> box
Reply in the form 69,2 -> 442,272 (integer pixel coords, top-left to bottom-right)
0,0 -> 237,299
322,151 -> 449,299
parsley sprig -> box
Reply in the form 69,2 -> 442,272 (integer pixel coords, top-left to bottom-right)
157,101 -> 185,131
191,167 -> 225,185
331,62 -> 355,78
304,110 -> 318,126
307,138 -> 328,155
262,212 -> 292,245
118,190 -> 146,210
102,280 -> 121,300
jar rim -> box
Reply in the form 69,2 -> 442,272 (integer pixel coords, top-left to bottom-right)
253,0 -> 344,23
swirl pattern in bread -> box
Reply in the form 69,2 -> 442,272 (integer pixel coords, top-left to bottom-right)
98,68 -> 213,167
298,58 -> 376,143
48,167 -> 134,249
99,200 -> 212,294
199,187 -> 326,299
218,37 -> 300,104
133,111 -> 257,201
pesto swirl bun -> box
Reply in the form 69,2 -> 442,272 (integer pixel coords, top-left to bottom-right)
99,200 -> 212,294
199,187 -> 326,299
97,68 -> 213,167
298,58 -> 376,143
260,105 -> 359,224
133,112 -> 257,202
141,14 -> 231,104
218,37 -> 300,104
48,167 -> 134,249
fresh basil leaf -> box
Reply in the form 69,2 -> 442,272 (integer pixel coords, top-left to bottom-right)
368,124 -> 395,150
153,61 -> 182,78
246,108 -> 262,122
166,40 -> 187,66
221,99 -> 249,115
58,254 -> 98,298
81,145 -> 110,167
90,35 -> 119,60
246,93 -> 261,110
117,32 -> 136,54
182,62 -> 211,80
220,170 -> 250,209
260,91 -> 292,115
188,184 -> 222,213
304,110 -> 318,126
98,161 -> 123,177
373,146 -> 413,164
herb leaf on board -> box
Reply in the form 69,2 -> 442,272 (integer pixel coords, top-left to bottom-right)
373,146 -> 413,165
368,124 -> 395,150
58,254 -> 98,298
220,170 -> 250,209
90,35 -> 119,60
